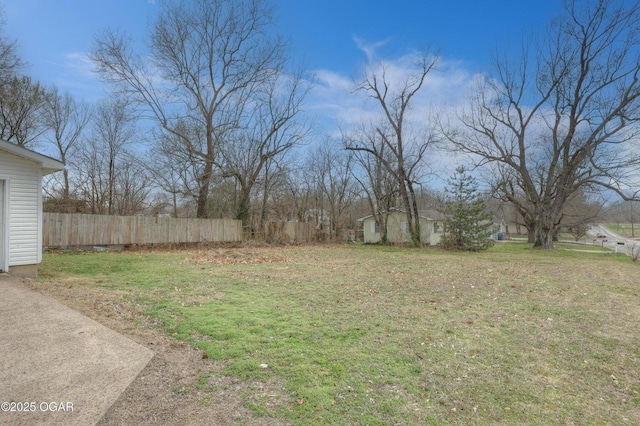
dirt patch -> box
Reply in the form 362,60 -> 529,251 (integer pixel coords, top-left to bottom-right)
22,277 -> 290,426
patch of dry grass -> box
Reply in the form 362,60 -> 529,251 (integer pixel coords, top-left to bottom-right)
182,247 -> 290,265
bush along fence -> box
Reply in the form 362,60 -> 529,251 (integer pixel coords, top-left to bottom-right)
43,213 -> 321,248
43,213 -> 243,248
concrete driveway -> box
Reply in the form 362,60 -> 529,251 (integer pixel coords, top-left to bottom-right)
0,274 -> 154,426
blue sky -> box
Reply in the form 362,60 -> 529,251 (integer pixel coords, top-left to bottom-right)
3,0 -> 566,185
276,0 -> 561,73
4,0 -> 563,103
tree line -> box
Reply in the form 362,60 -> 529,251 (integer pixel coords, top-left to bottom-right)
2,0 -> 639,249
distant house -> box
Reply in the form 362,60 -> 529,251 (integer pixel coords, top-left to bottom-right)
357,209 -> 446,245
492,218 -> 508,240
503,220 -> 528,237
0,140 -> 64,277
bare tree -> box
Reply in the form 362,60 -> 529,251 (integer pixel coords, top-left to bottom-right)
91,0 -> 288,218
256,157 -> 291,228
113,160 -> 151,215
0,75 -> 48,147
217,68 -> 310,226
42,88 -> 92,202
96,98 -> 137,215
348,123 -> 400,244
443,0 -> 640,249
308,141 -> 359,241
345,53 -> 439,245
146,129 -> 206,216
78,97 -> 137,215
284,167 -> 315,224
77,137 -> 109,214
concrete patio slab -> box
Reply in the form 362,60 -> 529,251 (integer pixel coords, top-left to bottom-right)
0,274 -> 154,425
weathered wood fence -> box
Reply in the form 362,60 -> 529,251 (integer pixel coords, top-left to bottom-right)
43,213 -> 242,247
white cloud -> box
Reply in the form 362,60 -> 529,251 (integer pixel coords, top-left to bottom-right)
306,50 -> 485,132
37,51 -> 107,102
353,36 -> 389,63
64,52 -> 98,79
302,47 -> 489,185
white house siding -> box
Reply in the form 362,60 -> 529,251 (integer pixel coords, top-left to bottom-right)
361,211 -> 435,245
364,219 -> 381,243
0,152 -> 42,267
428,221 -> 445,246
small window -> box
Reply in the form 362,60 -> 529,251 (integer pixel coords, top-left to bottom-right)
433,222 -> 440,233
401,221 -> 409,234
371,221 -> 380,234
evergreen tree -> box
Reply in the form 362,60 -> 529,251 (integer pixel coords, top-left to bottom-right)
442,167 -> 495,251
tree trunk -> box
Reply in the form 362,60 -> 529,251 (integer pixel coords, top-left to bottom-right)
235,191 -> 251,227
397,168 -> 417,246
376,211 -> 388,244
108,158 -> 115,215
172,191 -> 178,218
407,180 -> 421,246
62,169 -> 70,199
196,162 -> 213,218
533,226 -> 555,249
533,209 -> 556,249
259,173 -> 269,230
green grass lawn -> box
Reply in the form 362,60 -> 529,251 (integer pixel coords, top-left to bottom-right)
39,243 -> 640,425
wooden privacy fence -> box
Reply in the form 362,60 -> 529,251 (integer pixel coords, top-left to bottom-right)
43,213 -> 242,247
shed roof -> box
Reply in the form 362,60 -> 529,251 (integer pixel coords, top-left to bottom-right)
357,208 -> 446,222
0,140 -> 64,175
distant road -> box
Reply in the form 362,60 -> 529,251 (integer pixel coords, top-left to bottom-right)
587,224 -> 639,256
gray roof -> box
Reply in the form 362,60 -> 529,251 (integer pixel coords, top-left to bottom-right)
357,208 -> 447,222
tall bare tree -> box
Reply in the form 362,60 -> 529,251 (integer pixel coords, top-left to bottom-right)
443,0 -> 640,249
308,140 -> 359,241
146,128 -> 208,216
79,97 -> 137,215
256,156 -> 291,228
91,0 -> 289,218
348,123 -> 400,244
42,88 -> 92,201
345,53 -> 439,245
113,160 -> 151,215
217,68 -> 310,226
284,167 -> 315,224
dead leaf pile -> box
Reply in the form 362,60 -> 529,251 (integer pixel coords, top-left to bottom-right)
184,248 -> 290,265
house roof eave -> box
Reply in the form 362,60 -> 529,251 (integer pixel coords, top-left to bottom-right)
0,139 -> 65,175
